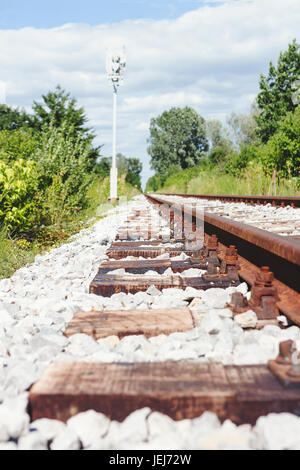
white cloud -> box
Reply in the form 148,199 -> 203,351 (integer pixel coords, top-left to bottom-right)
0,0 -> 299,186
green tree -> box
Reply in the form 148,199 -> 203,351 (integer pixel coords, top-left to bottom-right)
32,85 -> 89,133
147,107 -> 208,175
0,129 -> 38,163
256,40 -> 300,142
209,145 -> 231,166
260,106 -> 300,177
96,153 -> 142,190
206,119 -> 233,150
125,158 -> 143,190
0,104 -> 33,131
32,85 -> 101,170
145,174 -> 162,193
0,158 -> 41,233
226,106 -> 259,149
97,156 -> 111,178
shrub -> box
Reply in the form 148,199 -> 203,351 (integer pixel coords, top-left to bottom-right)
0,129 -> 38,163
34,122 -> 94,226
259,107 -> 300,177
0,159 -> 41,233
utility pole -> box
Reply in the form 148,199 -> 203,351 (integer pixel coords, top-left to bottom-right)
106,48 -> 126,202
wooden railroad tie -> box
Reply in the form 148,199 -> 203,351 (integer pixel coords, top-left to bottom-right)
29,361 -> 300,425
64,308 -> 196,340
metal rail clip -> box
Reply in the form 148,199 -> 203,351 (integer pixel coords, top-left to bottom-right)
268,340 -> 300,387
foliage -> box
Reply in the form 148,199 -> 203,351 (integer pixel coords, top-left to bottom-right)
0,104 -> 33,131
33,85 -> 101,170
147,107 -> 208,176
34,122 -> 94,226
0,158 -> 41,233
208,145 -> 231,166
259,106 -> 300,177
206,119 -> 233,150
226,107 -> 259,148
0,227 -> 41,279
155,164 -> 299,197
256,40 -> 300,142
125,158 -> 143,191
145,174 -> 163,193
32,85 -> 89,134
160,166 -> 204,193
0,129 -> 38,163
97,153 -> 143,190
223,145 -> 259,176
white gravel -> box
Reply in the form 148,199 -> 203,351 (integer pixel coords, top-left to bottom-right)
0,194 -> 299,450
158,194 -> 300,237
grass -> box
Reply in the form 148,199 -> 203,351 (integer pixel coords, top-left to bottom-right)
0,174 -> 140,280
158,165 -> 300,197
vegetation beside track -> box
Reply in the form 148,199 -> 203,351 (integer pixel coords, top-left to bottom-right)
146,40 -> 300,196
0,86 -> 141,279
0,174 -> 140,279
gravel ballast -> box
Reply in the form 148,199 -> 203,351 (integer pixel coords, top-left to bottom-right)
0,194 -> 299,450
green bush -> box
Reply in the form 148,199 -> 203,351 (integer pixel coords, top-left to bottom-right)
34,122 -> 95,226
259,107 -> 300,177
0,158 -> 41,233
145,174 -> 163,192
0,129 -> 38,163
224,145 -> 258,176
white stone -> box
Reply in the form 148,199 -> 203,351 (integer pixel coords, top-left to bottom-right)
67,410 -> 110,448
18,432 -> 48,450
107,269 -> 126,275
151,295 -> 188,309
0,442 -> 18,450
201,288 -> 230,309
234,310 -> 257,329
200,312 -> 223,335
216,308 -> 233,318
163,267 -> 174,276
132,292 -> 152,306
148,334 -> 168,345
146,285 -> 161,296
233,344 -> 274,365
235,283 -> 249,295
115,408 -> 151,444
161,288 -> 185,298
180,268 -> 206,277
171,252 -> 189,261
116,335 -> 149,354
183,287 -> 203,299
147,412 -> 176,440
30,418 -> 66,442
99,335 -> 120,349
193,411 -> 221,431
280,326 -> 300,341
155,253 -> 170,260
51,428 -> 82,450
0,394 -> 30,441
254,413 -> 300,450
277,315 -> 288,327
147,432 -> 184,450
65,334 -> 99,357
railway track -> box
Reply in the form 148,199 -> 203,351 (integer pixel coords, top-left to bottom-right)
161,193 -> 300,208
1,193 -> 300,449
27,193 -> 300,446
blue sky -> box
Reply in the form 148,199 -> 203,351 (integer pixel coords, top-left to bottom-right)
0,0 -> 211,29
0,0 -> 299,187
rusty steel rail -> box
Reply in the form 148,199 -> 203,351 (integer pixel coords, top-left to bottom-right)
146,194 -> 300,325
152,192 -> 300,208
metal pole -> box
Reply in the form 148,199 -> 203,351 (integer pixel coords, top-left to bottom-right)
110,87 -> 118,200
